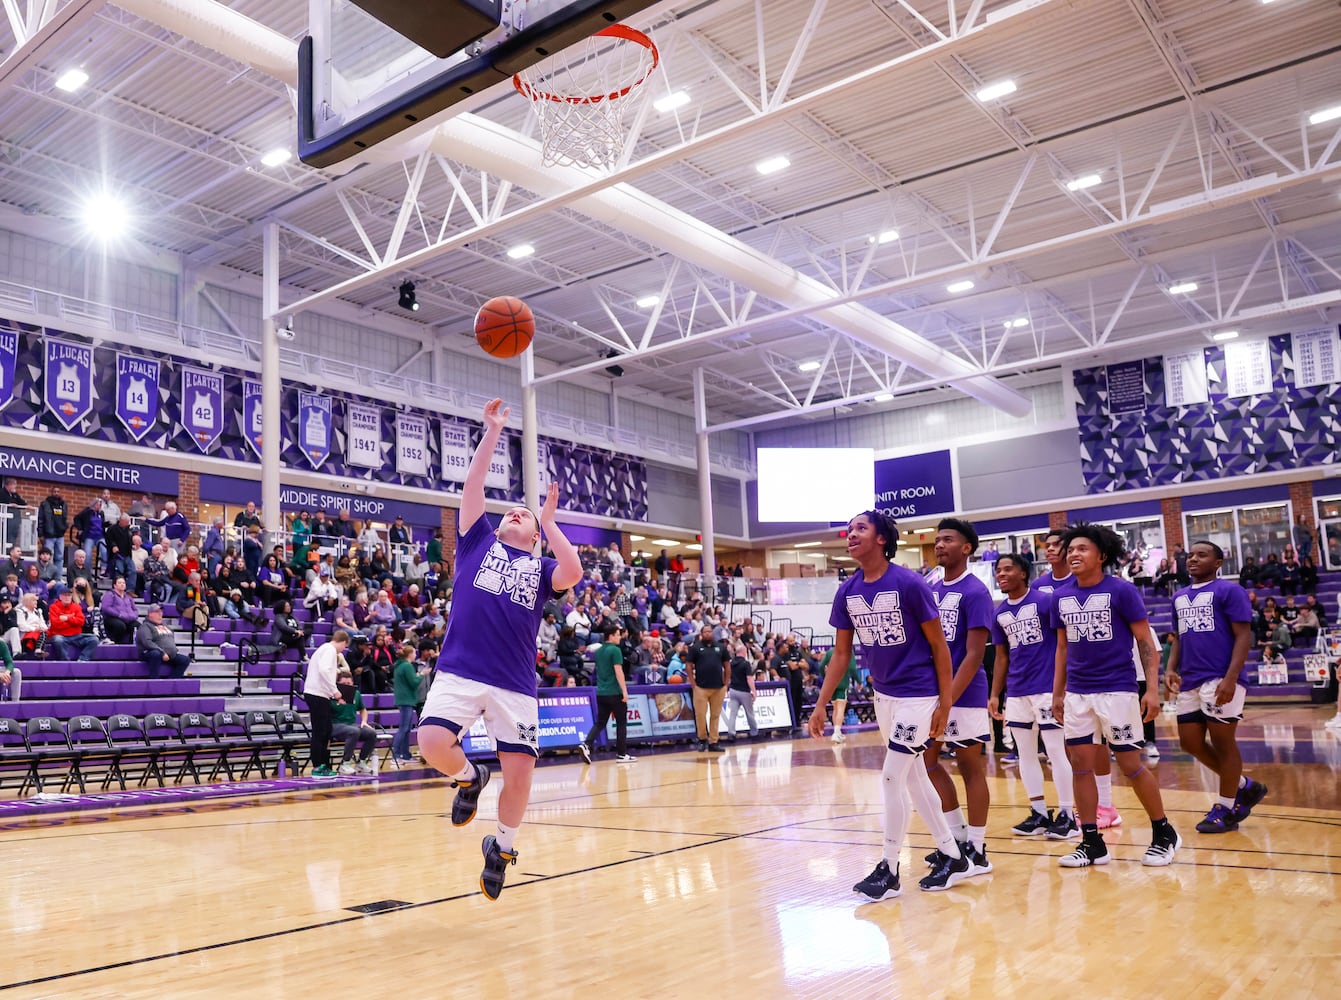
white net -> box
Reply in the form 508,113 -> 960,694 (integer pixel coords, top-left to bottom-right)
514,25 -> 660,170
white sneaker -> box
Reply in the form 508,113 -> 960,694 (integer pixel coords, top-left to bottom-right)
615,754 -> 637,763
577,741 -> 593,764
1325,715 -> 1341,730
338,762 -> 357,775
1145,741 -> 1161,759
355,761 -> 374,775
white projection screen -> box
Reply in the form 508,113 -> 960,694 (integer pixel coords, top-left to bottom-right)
756,448 -> 874,522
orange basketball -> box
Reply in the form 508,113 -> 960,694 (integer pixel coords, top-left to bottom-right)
474,295 -> 535,359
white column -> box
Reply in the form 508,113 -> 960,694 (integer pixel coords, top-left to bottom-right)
261,223 -> 282,545
521,347 -> 540,512
693,368 -> 716,596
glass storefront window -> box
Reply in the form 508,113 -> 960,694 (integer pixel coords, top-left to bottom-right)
1185,510 -> 1239,574
1183,503 -> 1292,576
1314,495 -> 1341,570
1105,518 -> 1165,578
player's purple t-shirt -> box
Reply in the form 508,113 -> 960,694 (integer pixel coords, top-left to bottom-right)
436,515 -> 558,697
1032,572 -> 1074,596
1173,578 -> 1252,688
991,589 -> 1057,698
830,563 -> 941,699
1048,575 -> 1148,694
929,571 -> 994,708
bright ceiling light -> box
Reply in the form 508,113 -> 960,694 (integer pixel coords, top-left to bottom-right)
1213,330 -> 1240,342
1066,173 -> 1102,191
653,90 -> 690,113
1308,104 -> 1341,126
260,148 -> 292,168
650,538 -> 679,546
756,155 -> 791,175
868,230 -> 900,245
975,79 -> 1017,103
1168,281 -> 1199,295
798,360 -> 822,372
81,192 -> 129,240
794,541 -> 823,548
636,294 -> 660,309
1004,317 -> 1030,328
873,392 -> 894,402
55,68 -> 88,92
506,243 -> 535,260
947,280 -> 975,294
629,535 -> 645,542
686,543 -> 703,551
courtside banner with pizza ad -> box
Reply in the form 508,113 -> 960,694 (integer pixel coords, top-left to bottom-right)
719,682 -> 793,734
462,690 -> 595,755
606,693 -> 654,742
647,687 -> 698,736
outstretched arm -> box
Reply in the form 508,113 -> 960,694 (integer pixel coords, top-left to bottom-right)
540,482 -> 582,592
458,399 -> 508,536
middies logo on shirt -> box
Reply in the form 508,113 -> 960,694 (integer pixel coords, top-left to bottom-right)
846,592 -> 906,646
1174,590 -> 1217,634
998,602 -> 1044,647
475,542 -> 542,609
1057,593 -> 1113,642
935,590 -> 962,641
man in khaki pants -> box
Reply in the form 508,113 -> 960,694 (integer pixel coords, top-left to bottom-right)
687,625 -> 729,753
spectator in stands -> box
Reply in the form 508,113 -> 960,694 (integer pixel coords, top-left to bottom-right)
233,501 -> 262,535
146,501 -> 190,552
1278,551 -> 1302,597
201,517 -> 227,574
1291,603 -> 1320,644
397,583 -> 425,622
135,604 -> 190,677
143,544 -> 172,603
305,565 -> 341,614
330,665 -> 377,776
175,571 -> 214,632
270,598 -> 308,660
1294,514 -> 1316,563
1,545 -> 26,582
242,526 -> 264,577
537,612 -> 559,662
331,554 -> 358,596
1259,643 -> 1286,677
566,602 -> 592,645
391,643 -> 426,763
1238,555 -> 1260,588
72,578 -> 100,642
256,553 -> 288,607
307,510 -> 330,545
20,563 -> 48,606
1151,558 -> 1178,596
37,489 -> 68,568
368,589 -> 399,630
99,489 -> 120,527
5,592 -> 47,658
66,547 -> 96,595
4,574 -> 22,608
360,627 -> 395,694
332,594 -> 361,637
127,534 -> 148,593
366,547 -> 396,589
72,498 -> 106,576
1298,554 -> 1319,594
0,636 -> 18,701
1266,614 -> 1292,651
48,586 -> 97,661
403,552 -> 428,587
1280,596 -> 1300,626
555,626 -> 584,684
106,513 -> 134,584
0,477 -> 25,508
1257,552 -> 1282,588
1172,542 -> 1191,585
33,548 -> 58,587
128,493 -> 153,518
100,576 -> 139,644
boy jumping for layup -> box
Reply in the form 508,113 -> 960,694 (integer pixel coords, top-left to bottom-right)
1050,523 -> 1179,868
809,510 -> 969,900
925,518 -> 995,876
989,553 -> 1078,840
418,398 -> 582,899
1165,540 -> 1267,833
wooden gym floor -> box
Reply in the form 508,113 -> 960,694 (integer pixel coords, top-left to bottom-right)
3,705 -> 1339,999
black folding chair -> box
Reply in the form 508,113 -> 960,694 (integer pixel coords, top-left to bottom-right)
240,710 -> 288,778
0,717 -> 34,793
21,716 -> 79,796
209,711 -> 251,781
272,709 -> 312,775
176,711 -> 221,785
140,713 -> 183,787
64,715 -> 117,794
103,714 -> 157,791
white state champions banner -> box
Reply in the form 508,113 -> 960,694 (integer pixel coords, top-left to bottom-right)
440,422 -> 470,483
345,402 -> 382,468
395,413 -> 429,477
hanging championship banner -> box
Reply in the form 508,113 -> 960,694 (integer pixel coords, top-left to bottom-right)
1223,339 -> 1273,397
345,402 -> 382,469
441,422 -> 470,483
181,367 -> 225,453
241,379 -> 264,457
0,329 -> 17,410
115,354 -> 160,441
485,435 -> 511,491
1292,329 -> 1341,389
298,391 -> 332,469
396,413 -> 429,477
1162,349 -> 1208,407
44,338 -> 93,430
1105,360 -> 1146,414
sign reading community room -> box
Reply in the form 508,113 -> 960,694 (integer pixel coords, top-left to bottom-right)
0,446 -> 180,494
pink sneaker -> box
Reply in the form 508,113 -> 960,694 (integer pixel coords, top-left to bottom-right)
1096,804 -> 1123,829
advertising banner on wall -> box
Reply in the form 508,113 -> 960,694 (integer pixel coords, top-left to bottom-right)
873,450 -> 956,520
345,402 -> 381,468
606,693 -> 655,742
1105,360 -> 1146,414
114,354 -> 160,442
0,329 -> 15,410
648,689 -> 698,737
298,391 -> 332,469
1163,349 -> 1209,407
441,421 -> 470,483
241,379 -> 263,457
44,338 -> 93,430
461,690 -> 594,754
718,683 -> 794,734
180,367 -> 224,453
395,413 -> 429,477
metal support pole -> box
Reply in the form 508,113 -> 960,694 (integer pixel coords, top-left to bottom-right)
693,368 -> 716,601
261,223 -> 282,552
521,348 -> 540,515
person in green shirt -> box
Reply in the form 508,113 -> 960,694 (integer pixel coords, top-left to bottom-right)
823,646 -> 860,745
392,644 -> 428,763
333,666 -> 378,775
578,624 -> 635,764
425,529 -> 443,569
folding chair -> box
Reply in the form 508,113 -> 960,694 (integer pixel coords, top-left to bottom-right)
175,711 -> 221,785
240,710 -> 288,778
63,715 -> 117,794
0,717 -> 34,793
272,709 -> 312,775
209,711 -> 251,781
140,713 -> 183,787
103,714 -> 157,791
21,716 -> 78,796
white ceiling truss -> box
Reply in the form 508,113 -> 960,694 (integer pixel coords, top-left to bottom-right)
0,0 -> 1337,433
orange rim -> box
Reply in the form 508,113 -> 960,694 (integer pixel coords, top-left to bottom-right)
513,24 -> 660,106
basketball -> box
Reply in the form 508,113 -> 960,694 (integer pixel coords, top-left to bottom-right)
474,295 -> 535,359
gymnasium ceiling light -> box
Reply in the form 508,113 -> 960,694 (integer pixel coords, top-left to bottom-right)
797,360 -> 822,372
81,192 -> 129,240
398,280 -> 418,311
873,393 -> 894,402
55,68 -> 88,92
975,79 -> 1017,102
947,280 -> 975,293
755,155 -> 790,175
635,294 -> 660,308
868,230 -> 899,244
1213,330 -> 1240,341
653,91 -> 690,113
1308,104 -> 1341,126
506,243 -> 535,260
1065,174 -> 1102,191
260,148 -> 292,167
1168,281 -> 1198,295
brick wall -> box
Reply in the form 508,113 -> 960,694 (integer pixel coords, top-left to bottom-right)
438,506 -> 456,574
1161,497 -> 1184,550
1289,480 -> 1314,529
1048,510 -> 1069,531
2,476 -> 152,524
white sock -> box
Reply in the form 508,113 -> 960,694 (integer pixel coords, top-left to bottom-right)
1217,796 -> 1235,809
944,806 -> 968,843
496,820 -> 519,853
1238,775 -> 1248,789
1016,726 -> 1046,801
881,750 -> 917,864
1030,799 -> 1049,817
967,825 -> 986,853
908,756 -> 961,858
451,761 -> 476,783
1096,771 -> 1113,809
1041,728 -> 1074,812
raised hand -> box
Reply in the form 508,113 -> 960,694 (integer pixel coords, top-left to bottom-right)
482,398 -> 510,432
540,481 -> 559,524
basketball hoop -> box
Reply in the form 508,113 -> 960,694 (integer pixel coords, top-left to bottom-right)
513,24 -> 660,170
